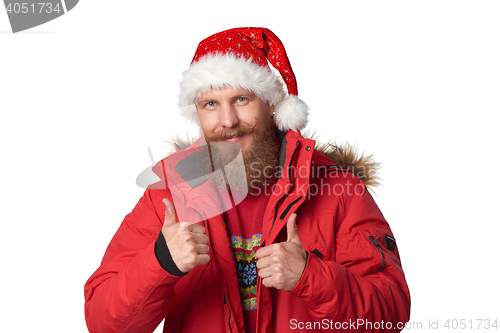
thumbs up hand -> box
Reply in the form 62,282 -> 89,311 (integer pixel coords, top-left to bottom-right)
161,198 -> 211,274
255,214 -> 307,291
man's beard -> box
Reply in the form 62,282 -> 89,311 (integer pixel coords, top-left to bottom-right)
200,114 -> 279,197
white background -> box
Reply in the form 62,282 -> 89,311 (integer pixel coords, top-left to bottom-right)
1,1 -> 499,332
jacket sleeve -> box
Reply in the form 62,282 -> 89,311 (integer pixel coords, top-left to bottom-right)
289,180 -> 411,332
84,188 -> 182,333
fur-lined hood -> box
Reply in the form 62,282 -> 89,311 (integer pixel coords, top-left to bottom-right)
308,133 -> 380,189
168,131 -> 380,189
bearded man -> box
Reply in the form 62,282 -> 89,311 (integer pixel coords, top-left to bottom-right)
85,28 -> 411,333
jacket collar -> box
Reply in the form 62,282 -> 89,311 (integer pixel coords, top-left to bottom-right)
261,129 -> 316,245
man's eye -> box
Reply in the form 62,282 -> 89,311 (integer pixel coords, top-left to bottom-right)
237,97 -> 247,102
206,102 -> 215,107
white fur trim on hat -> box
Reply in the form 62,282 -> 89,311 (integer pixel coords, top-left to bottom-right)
273,95 -> 309,132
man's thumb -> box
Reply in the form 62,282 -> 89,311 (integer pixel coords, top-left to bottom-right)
286,213 -> 301,244
162,198 -> 177,226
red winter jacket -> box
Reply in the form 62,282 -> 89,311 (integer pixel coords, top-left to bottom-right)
84,130 -> 411,332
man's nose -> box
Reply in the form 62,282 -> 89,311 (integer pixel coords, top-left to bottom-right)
219,103 -> 239,128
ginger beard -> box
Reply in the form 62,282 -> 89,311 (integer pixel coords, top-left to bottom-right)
200,112 -> 279,196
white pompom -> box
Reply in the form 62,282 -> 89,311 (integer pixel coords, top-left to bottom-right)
273,95 -> 309,132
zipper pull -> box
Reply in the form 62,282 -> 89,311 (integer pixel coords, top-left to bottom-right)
369,236 -> 379,246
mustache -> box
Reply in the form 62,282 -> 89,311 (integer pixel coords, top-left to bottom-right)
204,124 -> 257,142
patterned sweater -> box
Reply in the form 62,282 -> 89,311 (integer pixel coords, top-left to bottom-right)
223,182 -> 275,333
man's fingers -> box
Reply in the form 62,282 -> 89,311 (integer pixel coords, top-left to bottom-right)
196,254 -> 211,266
196,244 -> 211,254
257,266 -> 273,279
182,222 -> 207,234
255,245 -> 273,259
187,233 -> 210,245
256,256 -> 272,270
162,198 -> 178,226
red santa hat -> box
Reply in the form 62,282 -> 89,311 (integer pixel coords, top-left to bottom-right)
178,27 -> 309,132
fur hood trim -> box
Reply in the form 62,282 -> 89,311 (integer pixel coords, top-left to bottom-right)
312,139 -> 380,189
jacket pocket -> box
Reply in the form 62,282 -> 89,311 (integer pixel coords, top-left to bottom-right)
353,227 -> 386,274
309,241 -> 328,261
368,236 -> 386,272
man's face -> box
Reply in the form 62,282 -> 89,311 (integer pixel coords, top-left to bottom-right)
196,87 -> 274,151
196,86 -> 279,194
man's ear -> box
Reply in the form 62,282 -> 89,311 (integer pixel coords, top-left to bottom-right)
268,104 -> 275,117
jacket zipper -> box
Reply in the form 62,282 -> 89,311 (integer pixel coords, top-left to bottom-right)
369,236 -> 386,272
270,141 -> 300,234
223,293 -> 233,333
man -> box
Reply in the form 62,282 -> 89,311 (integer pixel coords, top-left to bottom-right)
85,27 -> 410,332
